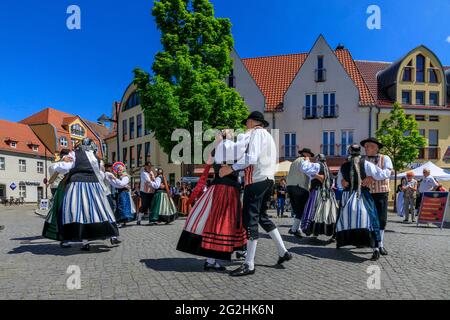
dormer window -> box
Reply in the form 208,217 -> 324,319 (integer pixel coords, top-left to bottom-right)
416,54 -> 425,83
32,146 -> 38,152
11,142 -> 17,148
402,60 -> 413,82
428,63 -> 439,83
70,124 -> 85,137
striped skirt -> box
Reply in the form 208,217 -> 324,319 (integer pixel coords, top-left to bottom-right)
310,190 -> 339,237
301,189 -> 319,235
176,184 -> 246,261
61,182 -> 119,241
149,190 -> 178,223
335,189 -> 380,248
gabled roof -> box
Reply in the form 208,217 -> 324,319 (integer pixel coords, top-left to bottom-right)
19,107 -> 74,131
19,107 -> 110,142
242,53 -> 307,112
241,48 -> 375,112
0,120 -> 52,157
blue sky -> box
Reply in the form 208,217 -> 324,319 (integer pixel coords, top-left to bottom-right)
0,0 -> 449,123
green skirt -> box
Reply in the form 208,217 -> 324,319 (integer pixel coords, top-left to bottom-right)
149,190 -> 178,223
42,179 -> 66,241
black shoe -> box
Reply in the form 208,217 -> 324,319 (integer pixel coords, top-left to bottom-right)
137,221 -> 141,225
80,244 -> 90,251
229,264 -> 255,277
204,261 -> 226,272
370,250 -> 380,261
60,242 -> 71,248
288,229 -> 303,239
379,247 -> 388,256
110,238 -> 122,245
235,251 -> 247,260
277,251 -> 293,265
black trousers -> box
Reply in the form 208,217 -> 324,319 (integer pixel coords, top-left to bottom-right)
286,185 -> 310,220
243,179 -> 276,240
371,192 -> 389,230
139,192 -> 154,214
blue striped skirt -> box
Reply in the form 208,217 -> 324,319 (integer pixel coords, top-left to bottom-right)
61,182 -> 118,240
335,189 -> 380,248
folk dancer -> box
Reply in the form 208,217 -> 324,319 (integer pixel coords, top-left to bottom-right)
220,111 -> 292,277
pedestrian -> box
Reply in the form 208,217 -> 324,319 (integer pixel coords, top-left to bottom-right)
172,181 -> 182,212
402,171 -> 418,223
49,138 -> 119,251
417,168 -> 439,209
219,111 -> 292,276
177,130 -> 248,271
360,137 -> 394,257
137,162 -> 155,225
179,183 -> 192,216
335,144 -> 393,261
276,179 -> 287,217
149,168 -> 178,225
396,178 -> 406,218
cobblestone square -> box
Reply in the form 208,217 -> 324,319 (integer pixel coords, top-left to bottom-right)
0,206 -> 449,300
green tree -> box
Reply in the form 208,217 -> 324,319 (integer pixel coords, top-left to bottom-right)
134,0 -> 248,162
376,102 -> 426,211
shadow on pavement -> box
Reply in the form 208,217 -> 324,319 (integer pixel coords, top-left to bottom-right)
289,246 -> 369,263
140,258 -> 209,273
8,243 -> 112,256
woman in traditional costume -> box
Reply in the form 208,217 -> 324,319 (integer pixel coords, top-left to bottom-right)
335,144 -> 392,261
300,154 -> 339,238
149,168 -> 178,225
53,138 -> 119,251
105,162 -> 134,228
176,130 -> 249,271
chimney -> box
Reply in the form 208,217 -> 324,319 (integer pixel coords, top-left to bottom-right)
336,43 -> 345,50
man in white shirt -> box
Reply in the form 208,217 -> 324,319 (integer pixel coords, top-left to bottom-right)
419,169 -> 438,194
417,168 -> 439,211
219,111 -> 292,277
137,162 -> 155,225
360,137 -> 393,256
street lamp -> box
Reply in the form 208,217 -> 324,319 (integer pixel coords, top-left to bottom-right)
97,102 -> 120,162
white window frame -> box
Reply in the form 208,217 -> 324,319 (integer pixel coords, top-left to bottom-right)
19,159 -> 26,172
11,142 -> 17,148
60,137 -> 68,147
0,157 -> 5,170
37,161 -> 44,174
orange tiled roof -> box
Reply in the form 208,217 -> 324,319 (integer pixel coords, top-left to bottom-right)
242,53 -> 307,112
19,107 -> 74,131
0,120 -> 52,157
241,49 -> 376,112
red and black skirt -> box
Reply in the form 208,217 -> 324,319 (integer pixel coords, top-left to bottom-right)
176,183 -> 246,261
